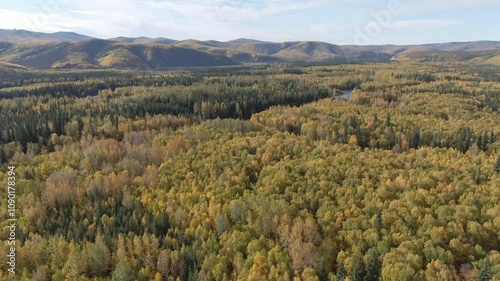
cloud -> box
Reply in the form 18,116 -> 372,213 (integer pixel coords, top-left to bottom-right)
389,19 -> 462,29
0,0 -> 498,44
151,0 -> 327,22
0,0 -> 328,39
0,8 -> 92,32
70,10 -> 108,16
401,0 -> 500,13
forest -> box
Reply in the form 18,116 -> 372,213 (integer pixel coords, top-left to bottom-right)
0,61 -> 499,281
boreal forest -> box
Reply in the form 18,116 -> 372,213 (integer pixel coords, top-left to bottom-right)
0,60 -> 499,281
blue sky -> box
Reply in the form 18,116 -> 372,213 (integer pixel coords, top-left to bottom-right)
0,0 -> 499,45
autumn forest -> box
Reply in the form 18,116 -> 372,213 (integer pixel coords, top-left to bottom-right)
0,61 -> 499,281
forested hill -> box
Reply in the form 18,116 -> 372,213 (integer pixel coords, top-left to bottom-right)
393,49 -> 500,65
0,40 -> 390,69
0,40 -> 236,69
1,29 -> 499,69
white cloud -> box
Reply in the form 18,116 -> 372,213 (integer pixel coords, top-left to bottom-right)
0,0 -> 329,39
0,0 -> 498,44
0,8 -> 91,32
389,19 -> 462,29
401,0 -> 500,13
151,0 -> 327,22
70,10 -> 108,16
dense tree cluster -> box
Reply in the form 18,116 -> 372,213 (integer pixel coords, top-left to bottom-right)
0,72 -> 203,99
0,62 -> 499,280
0,72 -> 330,150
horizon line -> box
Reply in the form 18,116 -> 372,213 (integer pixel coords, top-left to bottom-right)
1,28 -> 499,47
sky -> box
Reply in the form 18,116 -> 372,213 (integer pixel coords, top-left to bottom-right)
0,0 -> 499,45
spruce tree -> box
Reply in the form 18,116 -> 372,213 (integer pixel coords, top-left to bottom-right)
494,156 -> 500,174
385,114 -> 392,127
365,248 -> 381,281
477,258 -> 491,281
352,259 -> 366,281
336,260 -> 347,281
375,210 -> 383,233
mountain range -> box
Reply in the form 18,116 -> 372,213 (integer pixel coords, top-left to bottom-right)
1,29 -> 499,70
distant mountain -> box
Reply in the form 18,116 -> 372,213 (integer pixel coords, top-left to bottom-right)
171,40 -> 391,63
226,38 -> 272,44
0,40 -> 236,69
346,41 -> 500,56
422,41 -> 500,52
0,29 -> 93,42
393,49 -> 500,65
1,29 -> 499,69
109,37 -> 178,45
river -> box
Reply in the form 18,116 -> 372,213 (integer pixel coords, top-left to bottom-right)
338,90 -> 353,100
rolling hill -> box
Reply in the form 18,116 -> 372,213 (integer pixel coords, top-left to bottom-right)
0,40 -> 236,69
1,29 -> 499,69
346,41 -> 500,56
393,49 -> 500,65
171,40 -> 391,63
0,29 -> 93,42
0,62 -> 27,78
109,37 -> 178,45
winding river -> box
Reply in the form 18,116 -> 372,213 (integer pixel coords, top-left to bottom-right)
338,90 -> 353,100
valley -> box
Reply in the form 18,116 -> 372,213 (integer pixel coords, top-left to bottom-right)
0,56 -> 498,280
